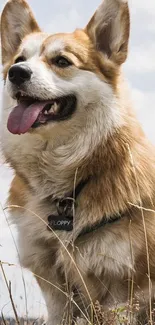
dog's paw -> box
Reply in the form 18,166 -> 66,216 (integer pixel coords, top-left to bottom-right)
75,317 -> 88,325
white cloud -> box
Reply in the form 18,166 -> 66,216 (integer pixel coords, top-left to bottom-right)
147,21 -> 155,33
131,88 -> 155,143
130,0 -> 155,15
46,9 -> 82,33
125,44 -> 155,74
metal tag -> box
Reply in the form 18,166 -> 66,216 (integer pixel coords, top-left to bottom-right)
47,214 -> 73,232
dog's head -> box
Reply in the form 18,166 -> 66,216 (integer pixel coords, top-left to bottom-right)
1,0 -> 129,139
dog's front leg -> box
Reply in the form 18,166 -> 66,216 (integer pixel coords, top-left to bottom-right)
36,276 -> 67,325
45,289 -> 67,325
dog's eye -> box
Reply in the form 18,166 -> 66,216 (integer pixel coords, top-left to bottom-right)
53,56 -> 72,68
15,56 -> 26,64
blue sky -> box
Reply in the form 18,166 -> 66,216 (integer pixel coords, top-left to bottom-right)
0,0 -> 155,319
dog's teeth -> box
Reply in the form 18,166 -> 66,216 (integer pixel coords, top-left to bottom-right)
44,102 -> 60,115
48,102 -> 58,114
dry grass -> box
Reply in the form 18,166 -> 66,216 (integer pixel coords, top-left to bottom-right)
1,148 -> 155,325
1,303 -> 155,325
1,209 -> 155,325
0,319 -> 45,325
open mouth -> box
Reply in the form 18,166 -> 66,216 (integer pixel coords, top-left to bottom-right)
7,93 -> 77,135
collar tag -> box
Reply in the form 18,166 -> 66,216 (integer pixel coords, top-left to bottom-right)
48,215 -> 73,232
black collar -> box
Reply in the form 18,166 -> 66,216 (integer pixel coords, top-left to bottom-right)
47,178 -> 123,238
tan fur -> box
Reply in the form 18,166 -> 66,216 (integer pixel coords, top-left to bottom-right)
1,0 -> 155,324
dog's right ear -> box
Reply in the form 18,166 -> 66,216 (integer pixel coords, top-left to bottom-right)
1,0 -> 41,66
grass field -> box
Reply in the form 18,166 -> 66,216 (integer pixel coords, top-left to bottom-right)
0,319 -> 44,325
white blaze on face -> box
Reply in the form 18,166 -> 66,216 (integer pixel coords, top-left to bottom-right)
20,33 -> 48,58
45,39 -> 65,56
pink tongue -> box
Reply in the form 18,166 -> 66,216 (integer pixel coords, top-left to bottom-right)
7,101 -> 47,135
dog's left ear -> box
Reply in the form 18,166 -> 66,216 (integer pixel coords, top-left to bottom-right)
1,0 -> 41,66
85,0 -> 130,65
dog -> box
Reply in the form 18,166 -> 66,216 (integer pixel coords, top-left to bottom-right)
1,0 -> 155,324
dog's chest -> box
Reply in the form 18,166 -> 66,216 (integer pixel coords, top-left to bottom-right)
55,228 -> 134,283
17,202 -> 133,275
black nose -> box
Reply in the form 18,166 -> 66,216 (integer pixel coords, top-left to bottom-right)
8,65 -> 32,86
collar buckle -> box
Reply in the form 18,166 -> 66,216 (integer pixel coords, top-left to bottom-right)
56,197 -> 76,217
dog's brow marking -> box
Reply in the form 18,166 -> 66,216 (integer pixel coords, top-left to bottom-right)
46,39 -> 65,56
22,34 -> 47,58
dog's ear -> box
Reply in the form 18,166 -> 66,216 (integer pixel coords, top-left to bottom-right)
85,0 -> 130,65
1,0 -> 41,65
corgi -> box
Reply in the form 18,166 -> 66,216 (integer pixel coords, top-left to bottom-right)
1,0 -> 155,324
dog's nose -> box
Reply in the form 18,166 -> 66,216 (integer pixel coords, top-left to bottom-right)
8,65 -> 32,86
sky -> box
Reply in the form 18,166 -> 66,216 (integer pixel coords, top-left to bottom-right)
0,0 -> 155,320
